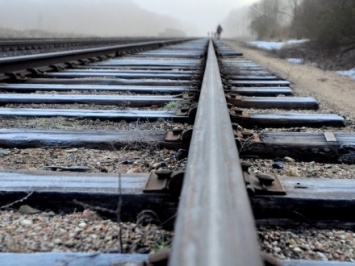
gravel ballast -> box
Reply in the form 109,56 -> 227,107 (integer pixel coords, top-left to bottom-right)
243,158 -> 355,179
1,209 -> 355,261
259,225 -> 355,262
0,148 -> 187,173
0,117 -> 192,131
0,210 -> 172,253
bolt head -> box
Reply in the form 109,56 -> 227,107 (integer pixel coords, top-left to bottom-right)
255,173 -> 275,186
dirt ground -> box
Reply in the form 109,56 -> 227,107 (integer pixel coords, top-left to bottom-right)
225,40 -> 355,120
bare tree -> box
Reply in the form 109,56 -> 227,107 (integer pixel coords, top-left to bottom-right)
249,0 -> 355,48
249,0 -> 302,39
292,0 -> 355,48
249,0 -> 282,39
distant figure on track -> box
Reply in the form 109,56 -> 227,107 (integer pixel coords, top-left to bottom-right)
216,24 -> 223,40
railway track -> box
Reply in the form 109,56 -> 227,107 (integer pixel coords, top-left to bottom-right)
0,38 -> 354,265
0,37 -> 173,58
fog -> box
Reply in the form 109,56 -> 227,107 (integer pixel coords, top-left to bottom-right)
134,0 -> 257,36
222,5 -> 253,39
0,0 -> 257,37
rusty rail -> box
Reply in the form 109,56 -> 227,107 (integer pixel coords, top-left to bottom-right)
169,40 -> 263,265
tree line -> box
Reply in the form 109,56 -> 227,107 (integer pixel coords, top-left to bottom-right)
249,0 -> 355,48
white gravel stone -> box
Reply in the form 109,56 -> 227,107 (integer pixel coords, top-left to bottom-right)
20,219 -> 33,226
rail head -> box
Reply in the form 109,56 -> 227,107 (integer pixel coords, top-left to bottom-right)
169,40 -> 263,265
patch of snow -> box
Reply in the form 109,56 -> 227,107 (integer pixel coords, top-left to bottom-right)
286,58 -> 304,64
248,39 -> 309,51
286,39 -> 309,45
336,69 -> 355,80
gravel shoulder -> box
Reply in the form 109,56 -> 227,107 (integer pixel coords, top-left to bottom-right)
225,41 -> 355,120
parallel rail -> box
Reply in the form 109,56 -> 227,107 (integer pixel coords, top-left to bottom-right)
0,37 -> 174,55
0,37 -> 170,46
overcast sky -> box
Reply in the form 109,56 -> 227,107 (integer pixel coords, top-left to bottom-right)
0,0 -> 258,37
134,0 -> 257,35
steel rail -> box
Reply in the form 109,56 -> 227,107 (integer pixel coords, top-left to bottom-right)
170,40 -> 263,265
0,39 -> 187,75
